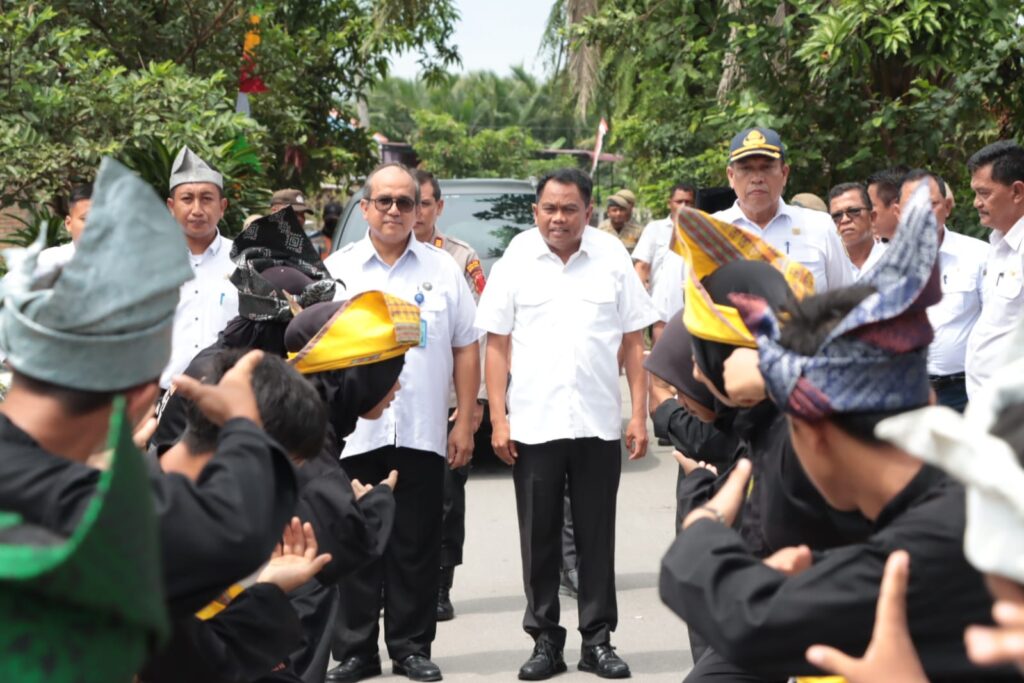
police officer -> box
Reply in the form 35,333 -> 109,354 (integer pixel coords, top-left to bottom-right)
412,169 -> 487,623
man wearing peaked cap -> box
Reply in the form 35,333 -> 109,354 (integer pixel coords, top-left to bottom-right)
597,188 -> 643,252
0,156 -> 298,634
161,145 -> 240,389
270,188 -> 311,222
714,126 -> 853,292
659,186 -> 1015,682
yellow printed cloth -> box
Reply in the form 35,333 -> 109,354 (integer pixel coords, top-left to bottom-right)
289,291 -> 421,374
672,207 -> 814,347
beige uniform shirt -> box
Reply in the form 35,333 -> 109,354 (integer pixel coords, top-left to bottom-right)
597,218 -> 643,252
432,230 -> 488,404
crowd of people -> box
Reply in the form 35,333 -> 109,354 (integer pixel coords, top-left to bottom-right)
0,127 -> 1022,683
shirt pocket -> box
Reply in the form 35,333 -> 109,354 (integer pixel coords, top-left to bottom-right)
994,269 -> 1023,301
932,271 -> 978,324
419,295 -> 449,342
577,281 -> 618,326
788,243 -> 826,289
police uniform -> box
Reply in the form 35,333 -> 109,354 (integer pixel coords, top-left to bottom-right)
429,230 -> 487,615
597,218 -> 643,253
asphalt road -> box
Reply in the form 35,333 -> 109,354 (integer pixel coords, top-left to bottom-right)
334,379 -> 696,681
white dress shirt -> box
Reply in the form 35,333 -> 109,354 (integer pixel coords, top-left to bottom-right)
927,228 -> 988,377
632,217 -> 674,290
714,199 -> 854,292
33,242 -> 76,280
650,248 -> 686,322
324,236 -> 480,458
966,216 -> 1024,397
160,233 -> 239,388
475,227 -> 660,445
850,240 -> 887,281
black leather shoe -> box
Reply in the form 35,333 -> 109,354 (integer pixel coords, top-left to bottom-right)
518,640 -> 567,680
392,654 -> 442,682
437,566 -> 455,621
578,643 -> 630,678
325,654 -> 382,683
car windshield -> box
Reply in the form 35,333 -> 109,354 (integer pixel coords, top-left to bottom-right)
335,189 -> 536,276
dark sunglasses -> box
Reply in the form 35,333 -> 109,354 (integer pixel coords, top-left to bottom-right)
830,207 -> 867,222
367,196 -> 417,213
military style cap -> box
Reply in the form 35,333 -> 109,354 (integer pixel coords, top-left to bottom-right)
729,127 -> 786,163
169,145 -> 223,192
0,157 -> 193,391
0,398 -> 169,682
287,291 -> 422,374
608,189 -> 637,209
270,188 -> 310,213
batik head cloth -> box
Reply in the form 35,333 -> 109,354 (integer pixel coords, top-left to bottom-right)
0,398 -> 169,682
874,315 -> 1024,584
0,157 -> 193,391
734,184 -> 940,419
671,206 -> 815,347
287,291 -> 421,374
229,207 -> 336,322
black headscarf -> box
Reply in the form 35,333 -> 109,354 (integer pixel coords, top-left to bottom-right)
286,301 -> 406,442
220,265 -> 317,357
691,261 -> 794,398
645,308 -> 715,409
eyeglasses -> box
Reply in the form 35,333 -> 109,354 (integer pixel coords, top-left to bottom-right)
366,196 -> 417,213
830,207 -> 867,223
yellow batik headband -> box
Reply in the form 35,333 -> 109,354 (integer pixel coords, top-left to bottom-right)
672,207 -> 815,347
288,290 -> 421,374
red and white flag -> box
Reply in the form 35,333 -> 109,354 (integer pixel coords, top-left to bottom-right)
591,117 -> 609,174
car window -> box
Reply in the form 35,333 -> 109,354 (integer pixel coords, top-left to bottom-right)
333,190 -> 536,276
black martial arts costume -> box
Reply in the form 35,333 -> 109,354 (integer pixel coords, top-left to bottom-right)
661,466 -> 1018,682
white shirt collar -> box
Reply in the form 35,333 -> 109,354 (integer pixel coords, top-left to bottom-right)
355,232 -> 424,268
728,198 -> 790,226
996,214 -> 1024,252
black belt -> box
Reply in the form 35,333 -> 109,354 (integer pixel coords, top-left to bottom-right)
929,372 -> 965,387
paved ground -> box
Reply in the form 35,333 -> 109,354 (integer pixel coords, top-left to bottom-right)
341,378 -> 695,681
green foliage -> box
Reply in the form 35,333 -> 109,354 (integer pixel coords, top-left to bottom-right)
0,0 -> 459,216
410,110 -> 552,179
367,69 -> 596,149
556,0 -> 1024,237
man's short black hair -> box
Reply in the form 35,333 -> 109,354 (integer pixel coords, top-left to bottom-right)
899,168 -> 947,198
670,182 -> 698,198
68,183 -> 92,207
414,169 -> 442,202
776,285 -> 914,445
967,140 -> 1024,185
536,168 -> 593,206
865,166 -> 910,207
11,371 -> 119,416
828,182 -> 872,210
184,350 -> 326,461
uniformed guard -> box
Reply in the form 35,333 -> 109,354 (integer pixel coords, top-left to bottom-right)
413,169 -> 486,624
597,189 -> 643,252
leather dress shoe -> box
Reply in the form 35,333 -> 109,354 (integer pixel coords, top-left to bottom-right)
578,643 -> 630,678
392,654 -> 442,681
325,653 -> 382,682
518,639 -> 567,680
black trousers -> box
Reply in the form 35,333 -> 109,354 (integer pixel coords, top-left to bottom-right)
440,464 -> 470,568
513,437 -> 621,648
331,446 -> 444,661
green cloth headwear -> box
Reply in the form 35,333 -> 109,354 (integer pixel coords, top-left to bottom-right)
0,157 -> 194,391
0,397 -> 170,682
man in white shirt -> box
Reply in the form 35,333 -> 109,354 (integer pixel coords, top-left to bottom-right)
866,165 -> 909,242
323,163 -> 480,683
160,146 -> 239,389
713,127 -> 853,292
34,183 -> 92,281
633,182 -> 697,294
827,182 -> 887,280
965,141 -> 1024,398
476,168 -> 659,681
898,170 -> 987,411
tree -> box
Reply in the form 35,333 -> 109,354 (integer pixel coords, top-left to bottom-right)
0,0 -> 459,219
547,0 -> 1024,235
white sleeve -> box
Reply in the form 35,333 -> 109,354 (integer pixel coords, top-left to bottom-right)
474,257 -> 516,335
632,221 -> 660,264
822,223 -> 855,291
617,251 -> 661,332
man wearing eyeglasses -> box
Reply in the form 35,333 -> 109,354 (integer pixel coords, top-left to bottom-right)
827,182 -> 887,280
713,127 -> 853,292
323,162 -> 482,683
